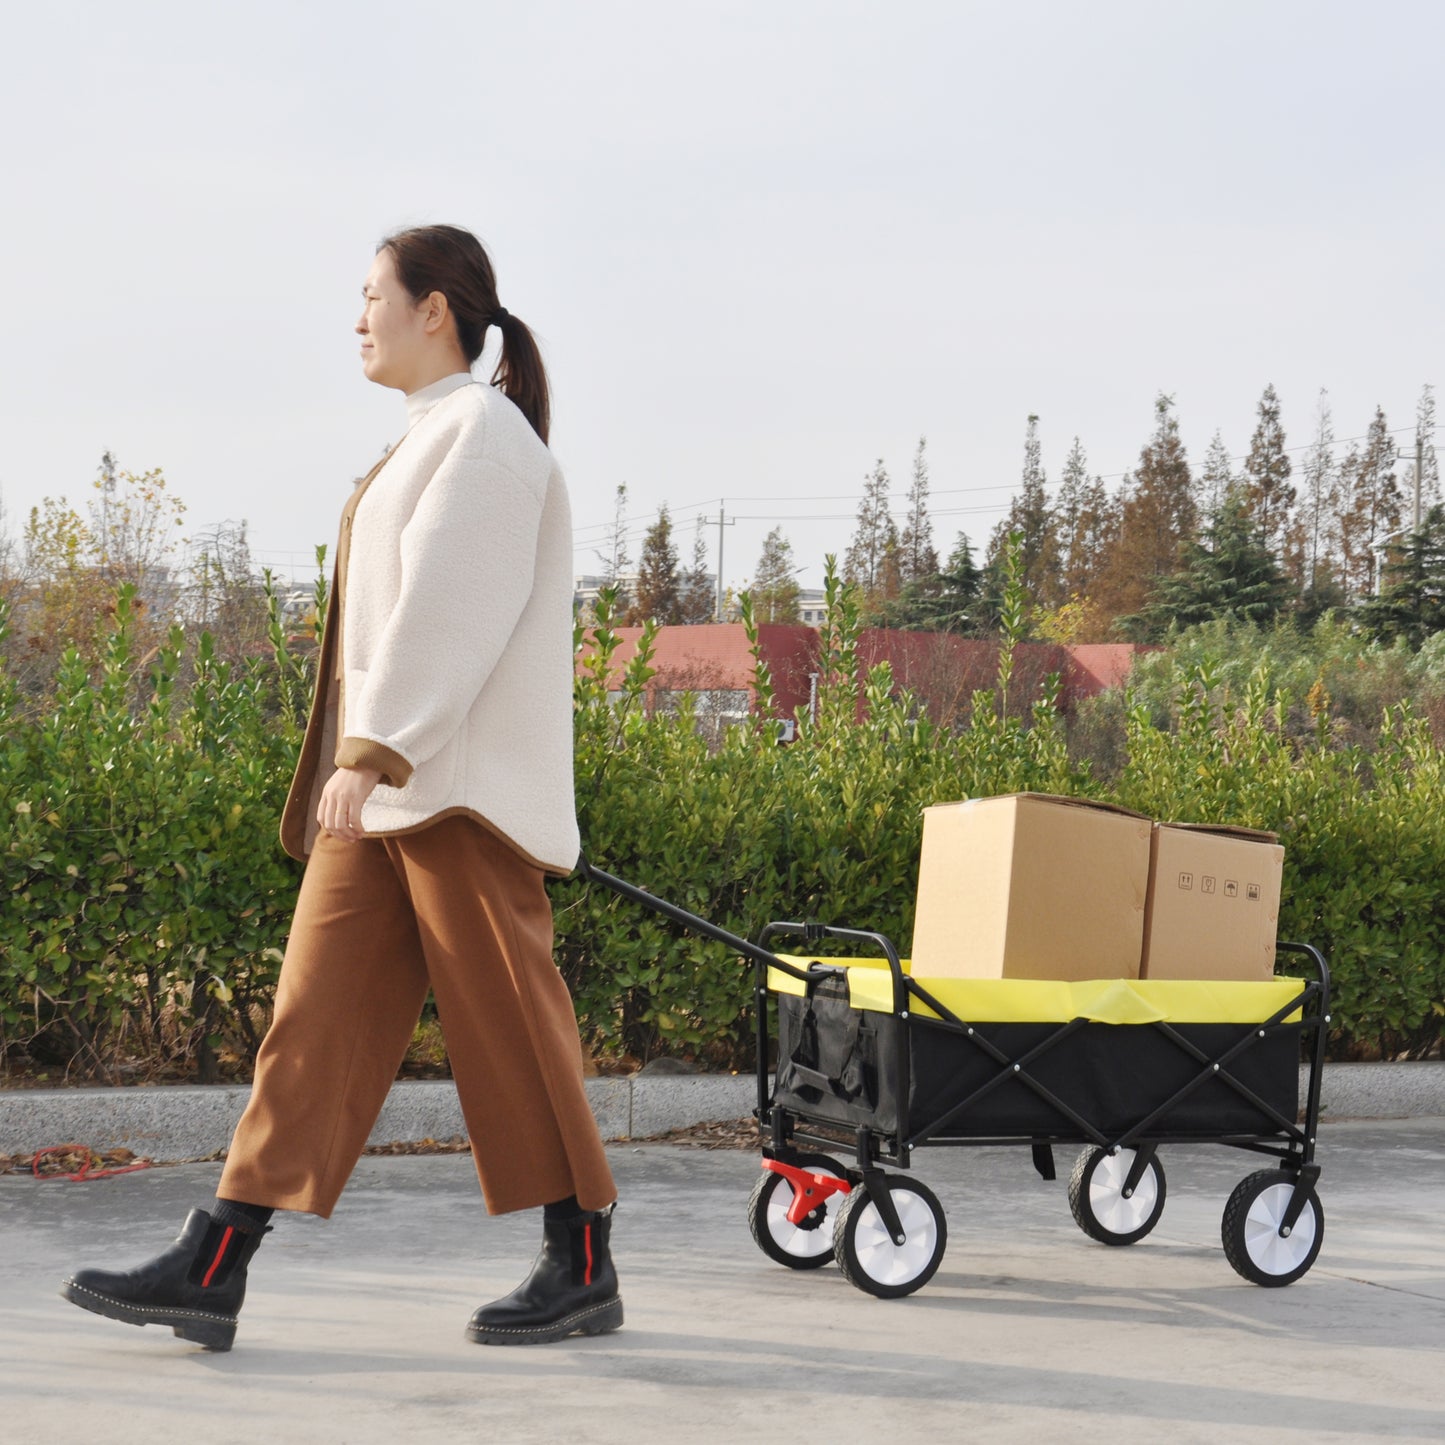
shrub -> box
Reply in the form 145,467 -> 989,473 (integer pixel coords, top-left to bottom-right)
2,551 -> 1442,1080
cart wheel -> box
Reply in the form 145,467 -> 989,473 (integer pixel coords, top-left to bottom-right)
1068,1146 -> 1167,1246
832,1175 -> 946,1298
748,1154 -> 849,1270
1221,1169 -> 1324,1287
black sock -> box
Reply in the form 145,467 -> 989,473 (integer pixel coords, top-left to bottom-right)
543,1194 -> 582,1222
213,1198 -> 275,1233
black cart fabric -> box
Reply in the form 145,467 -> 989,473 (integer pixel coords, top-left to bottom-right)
774,984 -> 1301,1143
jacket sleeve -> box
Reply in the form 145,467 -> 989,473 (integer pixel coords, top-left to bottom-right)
339,432 -> 545,779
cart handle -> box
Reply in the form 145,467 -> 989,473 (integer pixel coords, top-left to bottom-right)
574,855 -> 843,984
757,921 -> 909,1012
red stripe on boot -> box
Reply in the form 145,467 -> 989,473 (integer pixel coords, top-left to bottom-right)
584,1223 -> 594,1286
202,1226 -> 235,1288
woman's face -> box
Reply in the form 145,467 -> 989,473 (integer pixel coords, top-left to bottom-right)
356,248 -> 428,391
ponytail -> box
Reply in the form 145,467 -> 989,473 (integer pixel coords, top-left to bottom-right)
381,224 -> 552,444
488,310 -> 552,445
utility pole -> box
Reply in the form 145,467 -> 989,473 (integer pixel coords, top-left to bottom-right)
698,504 -> 735,622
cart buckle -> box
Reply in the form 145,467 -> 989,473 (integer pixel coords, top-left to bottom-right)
762,1159 -> 853,1225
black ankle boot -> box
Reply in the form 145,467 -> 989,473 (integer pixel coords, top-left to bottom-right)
60,1208 -> 268,1351
467,1205 -> 623,1345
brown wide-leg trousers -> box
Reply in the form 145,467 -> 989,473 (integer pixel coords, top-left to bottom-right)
219,816 -> 616,1217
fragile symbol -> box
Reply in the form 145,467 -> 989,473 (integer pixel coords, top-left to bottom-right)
1224,880 -> 1239,898
1178,872 -> 1193,891
1202,876 -> 1217,894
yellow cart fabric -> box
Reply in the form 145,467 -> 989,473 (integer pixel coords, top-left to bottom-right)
767,956 -> 1306,1025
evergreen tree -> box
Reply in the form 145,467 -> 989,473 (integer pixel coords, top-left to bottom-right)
1133,487 -> 1292,635
891,531 -> 985,632
750,526 -> 801,623
1356,504 -> 1445,648
1197,430 -> 1236,524
1294,389 -> 1342,599
1054,437 -> 1113,604
1242,383 -> 1295,556
677,521 -> 716,623
986,414 -> 1058,606
627,504 -> 682,624
1340,407 -> 1401,597
1092,393 -> 1196,625
1411,383 -> 1440,520
843,459 -> 895,596
898,436 -> 939,583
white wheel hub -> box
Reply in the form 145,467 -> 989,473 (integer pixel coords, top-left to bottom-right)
1243,1181 -> 1318,1274
849,1190 -> 939,1287
1089,1150 -> 1159,1235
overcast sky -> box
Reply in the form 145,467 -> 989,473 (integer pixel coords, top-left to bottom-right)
1,1 -> 1440,596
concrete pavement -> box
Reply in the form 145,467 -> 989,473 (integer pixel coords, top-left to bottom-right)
3,1119 -> 1444,1443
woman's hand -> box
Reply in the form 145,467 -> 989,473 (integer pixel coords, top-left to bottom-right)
318,766 -> 382,842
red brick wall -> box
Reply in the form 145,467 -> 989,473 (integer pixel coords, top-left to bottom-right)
576,625 -> 1143,718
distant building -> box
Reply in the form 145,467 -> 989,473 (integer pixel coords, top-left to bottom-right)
574,573 -> 639,619
796,588 -> 828,628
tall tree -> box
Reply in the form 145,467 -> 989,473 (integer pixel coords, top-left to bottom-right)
750,527 -> 801,623
1133,487 -> 1292,636
1356,503 -> 1445,648
1340,407 -> 1401,597
891,531 -> 985,633
597,481 -> 632,612
1293,389 -> 1341,595
1197,430 -> 1236,524
627,504 -> 681,624
1092,394 -> 1196,624
843,459 -> 899,608
676,521 -> 715,624
1242,383 -> 1294,556
1054,437 -> 1113,604
987,414 -> 1059,606
1411,383 -> 1441,523
898,436 -> 939,584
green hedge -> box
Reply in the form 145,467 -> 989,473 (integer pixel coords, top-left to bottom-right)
0,588 -> 303,1080
2,563 -> 1442,1080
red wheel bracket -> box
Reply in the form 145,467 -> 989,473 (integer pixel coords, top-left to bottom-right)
761,1158 -> 853,1225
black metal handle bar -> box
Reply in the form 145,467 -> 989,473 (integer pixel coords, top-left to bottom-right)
575,855 -> 841,983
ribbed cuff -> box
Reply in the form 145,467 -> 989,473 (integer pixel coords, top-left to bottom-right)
335,736 -> 413,788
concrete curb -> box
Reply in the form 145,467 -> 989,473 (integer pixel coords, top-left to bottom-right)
2,1063 -> 1442,1162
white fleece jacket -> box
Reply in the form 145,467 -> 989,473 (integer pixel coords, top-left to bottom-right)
334,373 -> 579,874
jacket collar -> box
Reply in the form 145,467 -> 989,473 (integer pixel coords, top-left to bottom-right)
404,372 -> 475,430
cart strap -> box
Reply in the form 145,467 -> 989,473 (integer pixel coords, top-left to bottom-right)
768,960 -> 1306,1025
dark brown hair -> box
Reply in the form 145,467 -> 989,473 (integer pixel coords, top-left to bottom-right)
380,223 -> 551,444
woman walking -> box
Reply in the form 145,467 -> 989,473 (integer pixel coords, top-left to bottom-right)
61,224 -> 620,1351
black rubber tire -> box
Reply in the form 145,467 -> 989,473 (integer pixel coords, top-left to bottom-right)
1221,1169 -> 1324,1287
1067,1146 -> 1167,1246
832,1175 -> 947,1298
747,1154 -> 849,1270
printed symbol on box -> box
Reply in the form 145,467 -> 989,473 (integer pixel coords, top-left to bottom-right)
1202,876 -> 1217,895
1224,880 -> 1238,898
1178,872 -> 1193,890
1247,883 -> 1261,902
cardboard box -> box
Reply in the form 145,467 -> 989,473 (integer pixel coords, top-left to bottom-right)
1140,824 -> 1284,981
910,793 -> 1152,980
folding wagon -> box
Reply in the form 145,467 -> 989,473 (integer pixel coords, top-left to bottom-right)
583,860 -> 1330,1299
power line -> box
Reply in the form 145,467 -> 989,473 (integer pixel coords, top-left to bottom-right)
572,420 -> 1438,550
